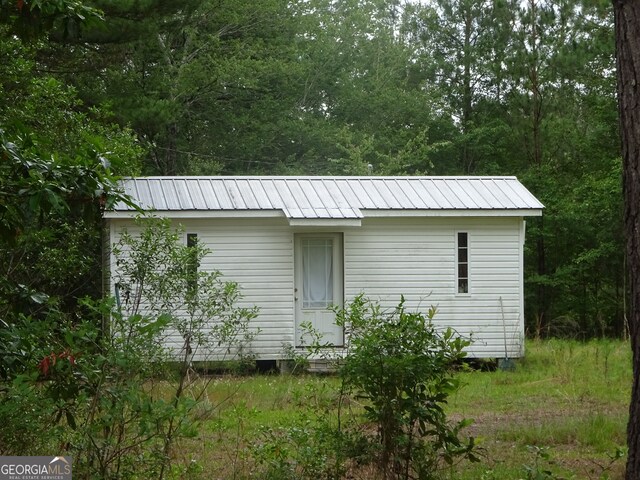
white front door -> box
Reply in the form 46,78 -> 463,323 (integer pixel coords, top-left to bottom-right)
294,234 -> 344,346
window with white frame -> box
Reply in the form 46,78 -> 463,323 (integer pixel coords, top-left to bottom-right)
457,232 -> 469,294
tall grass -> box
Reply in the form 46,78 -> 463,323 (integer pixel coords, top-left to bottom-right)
174,339 -> 631,479
448,339 -> 631,479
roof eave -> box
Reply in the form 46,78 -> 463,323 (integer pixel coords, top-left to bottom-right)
104,207 -> 544,219
361,208 -> 543,218
103,209 -> 286,219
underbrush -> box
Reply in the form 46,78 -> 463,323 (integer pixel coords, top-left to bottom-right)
176,339 -> 630,480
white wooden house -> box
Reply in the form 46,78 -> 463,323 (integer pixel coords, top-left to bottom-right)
104,176 -> 543,360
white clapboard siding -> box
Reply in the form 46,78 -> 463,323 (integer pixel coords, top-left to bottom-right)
178,218 -> 295,359
344,217 -> 524,358
108,218 -> 295,360
107,213 -> 527,360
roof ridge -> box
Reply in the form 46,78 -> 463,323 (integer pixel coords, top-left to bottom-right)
121,175 -> 519,180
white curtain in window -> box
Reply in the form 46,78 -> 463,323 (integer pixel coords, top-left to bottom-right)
302,238 -> 333,308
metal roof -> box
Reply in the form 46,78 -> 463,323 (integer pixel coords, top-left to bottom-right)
110,176 -> 544,219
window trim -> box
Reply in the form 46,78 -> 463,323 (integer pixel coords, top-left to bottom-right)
455,231 -> 470,295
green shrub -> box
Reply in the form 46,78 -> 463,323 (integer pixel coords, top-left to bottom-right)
0,218 -> 258,480
337,295 -> 478,479
260,295 -> 478,479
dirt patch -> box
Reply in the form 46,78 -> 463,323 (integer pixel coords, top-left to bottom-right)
450,405 -> 627,479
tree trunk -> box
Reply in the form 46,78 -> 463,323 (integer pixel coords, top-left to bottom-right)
529,0 -> 543,168
462,3 -> 473,173
613,1 -> 640,478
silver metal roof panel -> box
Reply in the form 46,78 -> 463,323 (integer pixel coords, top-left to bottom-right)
110,176 -> 544,218
148,179 -> 167,210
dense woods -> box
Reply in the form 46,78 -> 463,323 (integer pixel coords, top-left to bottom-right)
0,0 -> 623,335
0,1 -> 635,477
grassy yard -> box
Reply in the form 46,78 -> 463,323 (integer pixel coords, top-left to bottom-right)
447,339 -> 630,479
174,339 -> 631,479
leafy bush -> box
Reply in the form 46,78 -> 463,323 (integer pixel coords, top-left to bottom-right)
337,295 -> 478,479
257,295 -> 477,480
0,218 -> 258,480
112,218 -> 258,365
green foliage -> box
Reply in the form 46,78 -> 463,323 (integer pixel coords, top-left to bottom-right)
336,295 -> 478,479
248,368 -> 369,480
191,339 -> 629,479
38,0 -> 442,176
407,0 -> 622,337
0,13 -> 144,334
72,221 -> 255,479
256,296 -> 477,479
112,218 -> 259,363
4,0 -> 623,338
520,446 -> 567,480
0,218 -> 258,479
252,419 -> 346,480
0,0 -> 103,39
0,126 -> 139,336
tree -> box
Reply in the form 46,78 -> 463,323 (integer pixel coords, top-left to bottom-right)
409,0 -> 519,174
0,0 -> 143,345
406,0 -> 623,337
0,128 -> 135,325
290,0 -> 438,175
14,0 -> 627,340
44,0 -> 307,175
501,0 -> 621,337
0,0 -> 101,39
613,1 -> 640,477
43,0 -> 442,176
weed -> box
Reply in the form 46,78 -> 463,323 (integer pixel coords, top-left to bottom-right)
164,339 -> 632,479
522,446 -> 566,480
